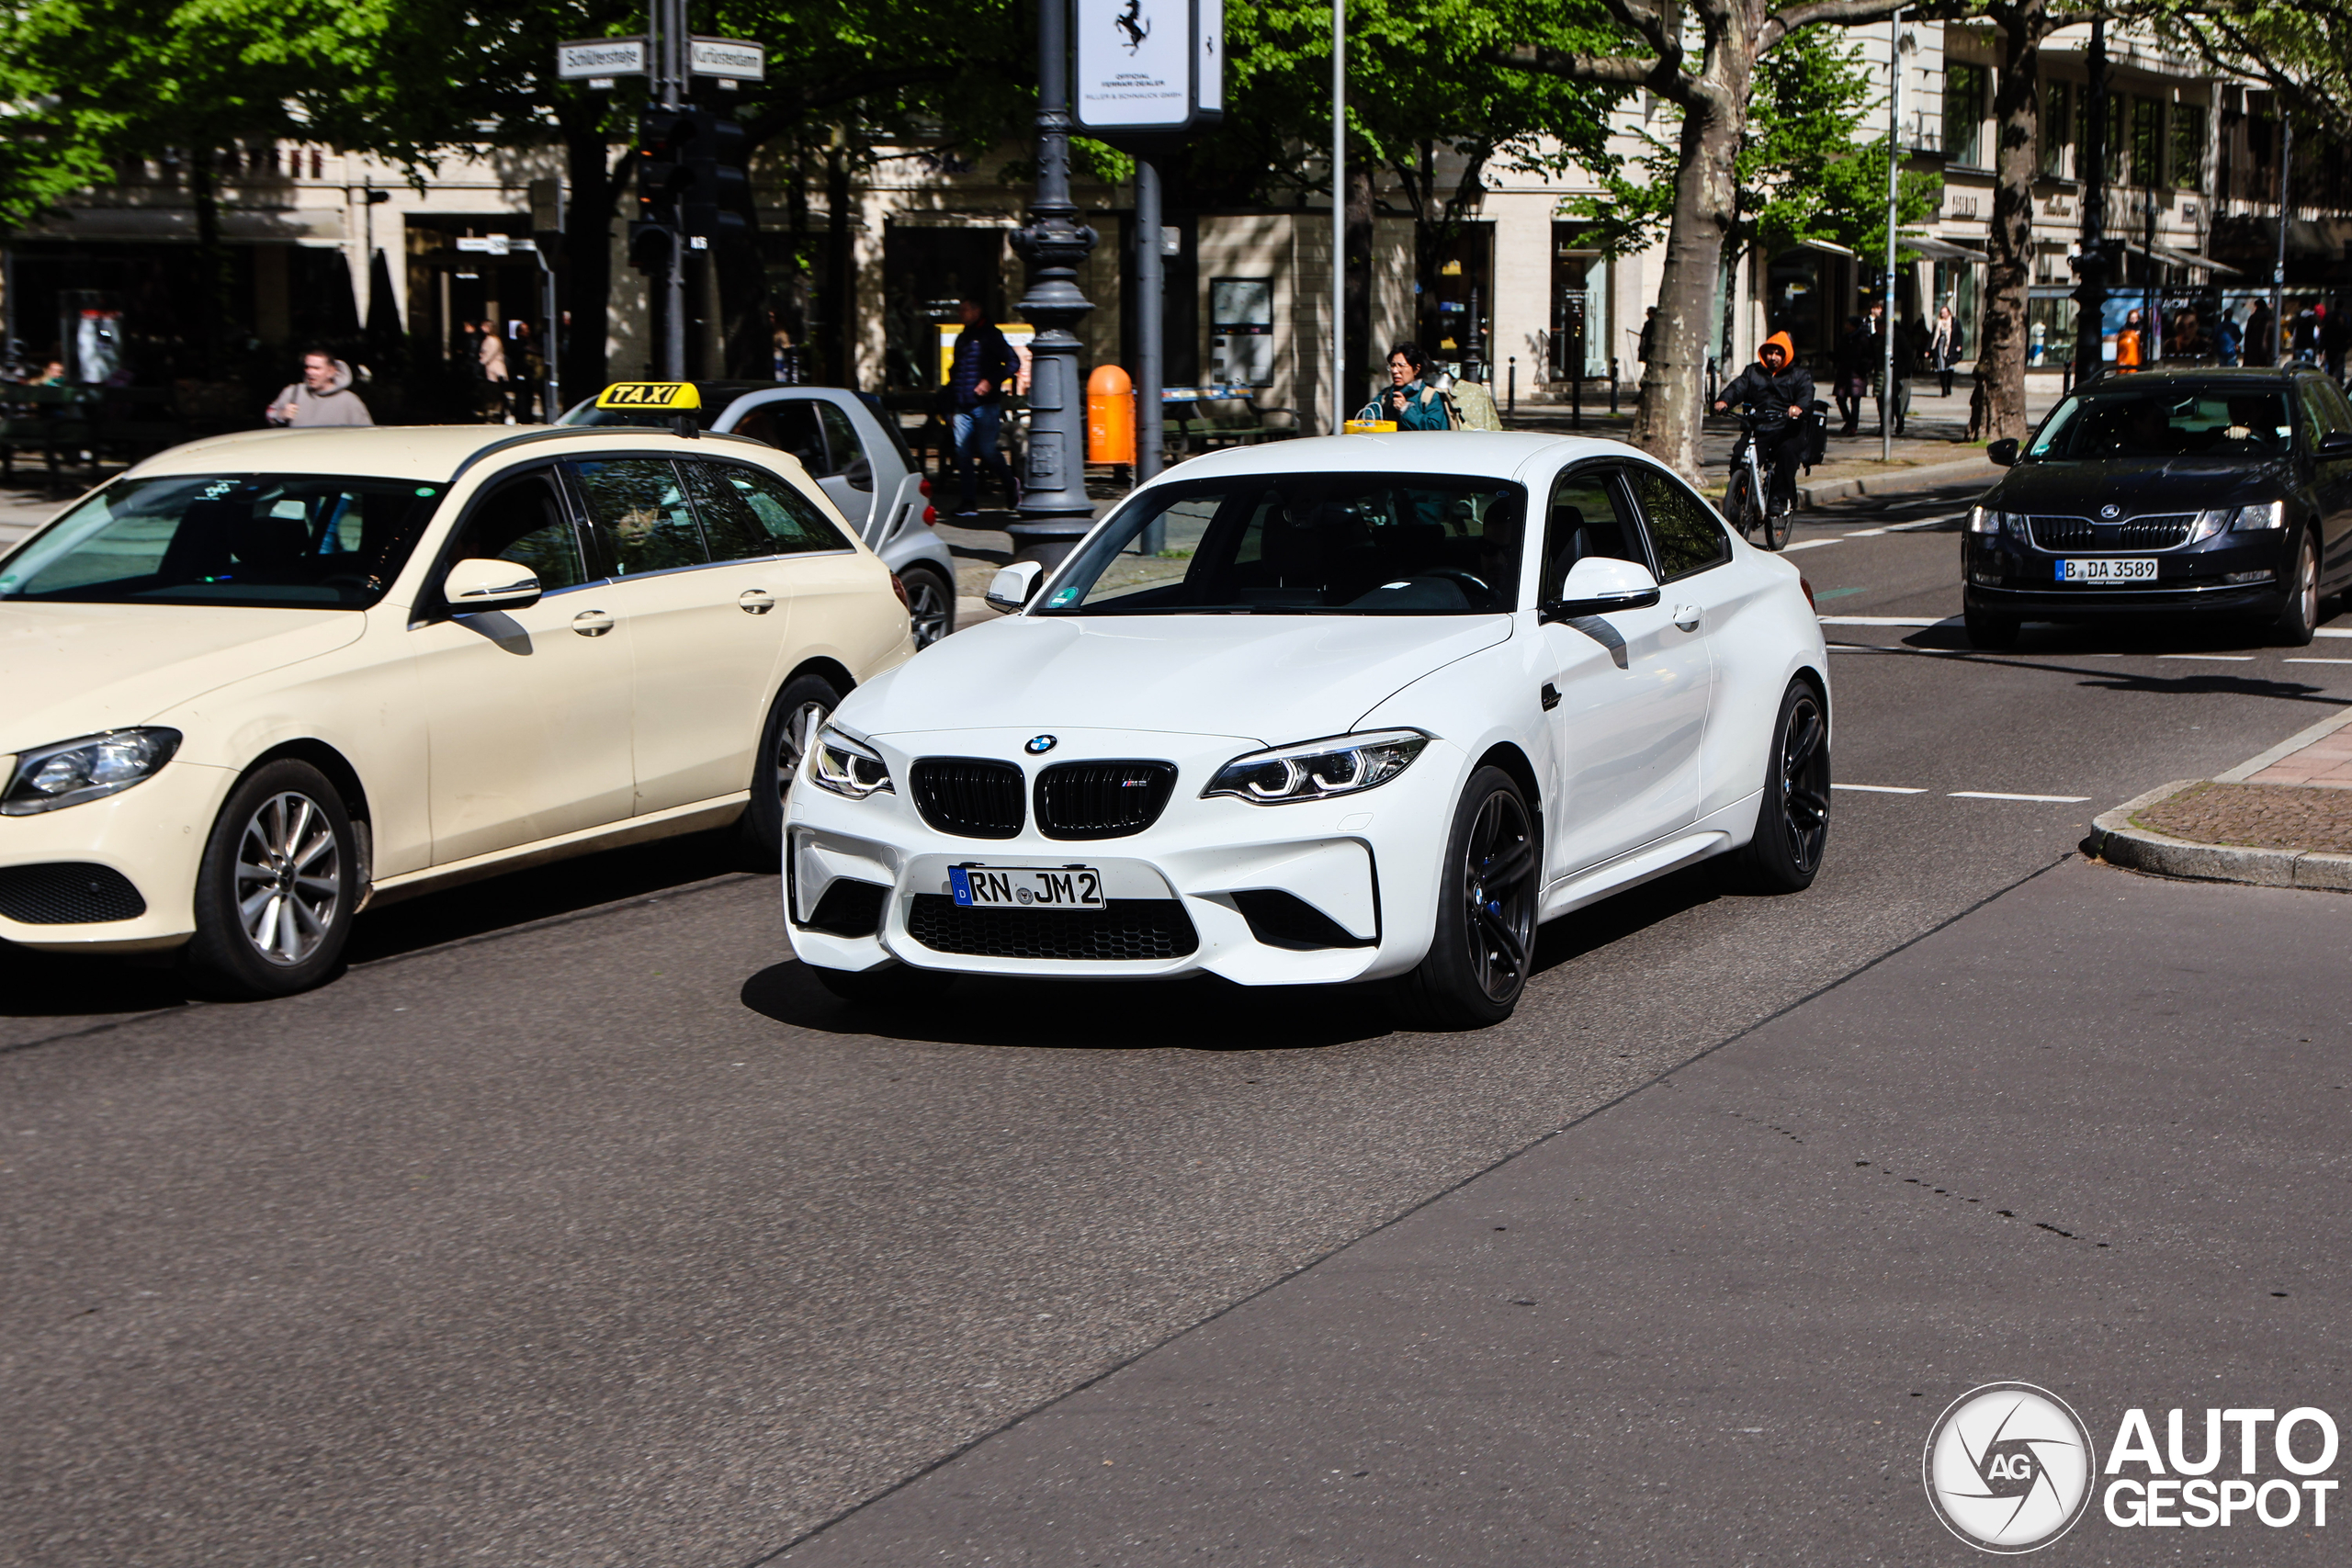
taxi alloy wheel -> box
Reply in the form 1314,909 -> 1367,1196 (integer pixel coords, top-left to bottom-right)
1397,765 -> 1538,1030
184,759 -> 358,998
743,671 -> 846,863
900,565 -> 956,649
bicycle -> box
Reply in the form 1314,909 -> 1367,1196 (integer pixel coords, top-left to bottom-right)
1724,408 -> 1796,552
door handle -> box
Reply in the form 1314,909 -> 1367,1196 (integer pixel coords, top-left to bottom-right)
1673,604 -> 1702,632
738,589 -> 776,615
571,608 -> 615,637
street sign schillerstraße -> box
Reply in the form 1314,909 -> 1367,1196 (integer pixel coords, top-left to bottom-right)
555,34 -> 763,82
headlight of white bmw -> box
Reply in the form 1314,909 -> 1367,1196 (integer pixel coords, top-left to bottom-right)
1,728 -> 182,816
1203,729 -> 1430,805
808,723 -> 894,799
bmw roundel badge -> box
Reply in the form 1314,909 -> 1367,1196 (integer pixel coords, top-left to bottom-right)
1026,735 -> 1057,754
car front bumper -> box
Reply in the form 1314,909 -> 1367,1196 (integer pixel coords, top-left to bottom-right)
0,759 -> 236,952
783,727 -> 1466,986
1962,530 -> 2294,620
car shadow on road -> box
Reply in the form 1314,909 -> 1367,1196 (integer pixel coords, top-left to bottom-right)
739,863 -> 1732,1050
0,829 -> 761,1021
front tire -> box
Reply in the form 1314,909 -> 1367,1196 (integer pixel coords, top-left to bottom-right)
742,671 -> 846,864
1396,766 -> 1539,1030
1761,492 -> 1793,552
1729,681 -> 1831,894
2273,529 -> 2319,647
180,760 -> 358,998
1725,467 -> 1760,541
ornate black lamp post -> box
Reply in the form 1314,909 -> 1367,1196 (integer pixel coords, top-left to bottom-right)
1009,0 -> 1099,564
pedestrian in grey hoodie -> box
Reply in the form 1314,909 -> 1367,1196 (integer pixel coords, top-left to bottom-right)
265,350 -> 373,427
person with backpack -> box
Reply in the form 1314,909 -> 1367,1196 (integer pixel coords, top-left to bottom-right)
1355,342 -> 1453,430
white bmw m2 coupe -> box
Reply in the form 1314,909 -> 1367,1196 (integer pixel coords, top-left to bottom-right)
785,433 -> 1830,1028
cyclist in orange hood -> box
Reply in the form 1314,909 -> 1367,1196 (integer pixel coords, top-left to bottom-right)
1714,331 -> 1815,519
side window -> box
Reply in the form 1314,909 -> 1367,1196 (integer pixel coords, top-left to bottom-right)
2319,380 -> 2352,446
687,462 -> 853,558
567,458 -> 709,577
1540,466 -> 1647,599
732,400 -> 832,475
1626,466 -> 1732,581
447,470 -> 584,592
817,402 -> 871,489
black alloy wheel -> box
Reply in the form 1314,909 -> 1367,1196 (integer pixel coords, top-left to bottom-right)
182,758 -> 359,998
900,564 -> 956,649
742,671 -> 846,864
2273,528 -> 2320,648
1398,766 -> 1539,1030
1729,680 -> 1831,893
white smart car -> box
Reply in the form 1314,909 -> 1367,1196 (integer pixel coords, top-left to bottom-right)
784,433 -> 1830,1028
0,405 -> 911,997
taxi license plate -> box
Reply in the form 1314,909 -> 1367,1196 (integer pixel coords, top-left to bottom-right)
950,864 -> 1105,910
2057,557 -> 2158,584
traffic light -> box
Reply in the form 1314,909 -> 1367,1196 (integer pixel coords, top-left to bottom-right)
679,108 -> 752,243
634,108 -> 694,231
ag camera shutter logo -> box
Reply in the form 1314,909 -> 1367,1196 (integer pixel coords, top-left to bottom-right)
1923,1382 -> 2096,1553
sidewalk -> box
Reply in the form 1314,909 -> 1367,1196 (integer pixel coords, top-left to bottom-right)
2086,704 -> 2352,888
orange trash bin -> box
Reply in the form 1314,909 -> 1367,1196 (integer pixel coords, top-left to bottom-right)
1088,364 -> 1136,466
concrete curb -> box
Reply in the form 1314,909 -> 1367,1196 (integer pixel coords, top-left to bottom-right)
2081,778 -> 2352,892
1796,455 -> 1998,510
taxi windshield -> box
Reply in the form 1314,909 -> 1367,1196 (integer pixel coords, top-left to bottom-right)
0,474 -> 442,609
2027,387 -> 2294,460
1036,474 -> 1527,615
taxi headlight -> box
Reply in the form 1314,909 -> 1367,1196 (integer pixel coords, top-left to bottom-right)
808,724 -> 893,799
1204,729 -> 1429,805
2,728 -> 182,815
2230,500 -> 2288,531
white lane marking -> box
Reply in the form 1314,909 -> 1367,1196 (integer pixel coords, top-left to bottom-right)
1950,790 -> 2092,803
1842,526 -> 1891,537
1888,514 -> 1966,531
2315,627 -> 2352,637
1834,783 -> 1927,794
2286,658 -> 2352,664
2159,653 -> 2255,661
1816,615 -> 1962,627
1783,538 -> 1841,551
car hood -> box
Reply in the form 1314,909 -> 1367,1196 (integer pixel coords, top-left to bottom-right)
0,602 -> 367,753
842,613 -> 1515,746
1992,456 -> 2294,514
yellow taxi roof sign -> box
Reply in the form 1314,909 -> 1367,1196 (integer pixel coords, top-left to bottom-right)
595,381 -> 701,411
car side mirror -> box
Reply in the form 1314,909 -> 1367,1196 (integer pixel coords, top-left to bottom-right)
842,455 -> 875,491
985,560 -> 1045,614
1540,556 -> 1661,623
1986,437 -> 2019,467
2319,431 -> 2352,457
443,558 -> 543,613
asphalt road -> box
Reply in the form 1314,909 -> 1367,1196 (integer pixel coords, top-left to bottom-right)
6,476 -> 2349,1566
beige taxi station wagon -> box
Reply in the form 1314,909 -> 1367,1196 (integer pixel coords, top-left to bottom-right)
0,388 -> 915,997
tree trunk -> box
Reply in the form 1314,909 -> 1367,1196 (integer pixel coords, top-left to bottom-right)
824,127 -> 854,388
1633,83 -> 1748,480
1344,150 -> 1374,412
1977,3 -> 2046,442
190,147 -> 231,379
561,127 -> 618,406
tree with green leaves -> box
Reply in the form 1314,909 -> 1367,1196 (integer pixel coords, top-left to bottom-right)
1502,0 -> 1984,477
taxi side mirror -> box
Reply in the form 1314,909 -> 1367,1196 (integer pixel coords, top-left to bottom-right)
1541,556 -> 1660,623
985,560 -> 1045,614
1986,437 -> 2019,467
444,558 -> 543,613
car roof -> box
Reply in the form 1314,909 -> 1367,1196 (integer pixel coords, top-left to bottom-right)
2091,366 -> 2311,389
122,423 -> 781,483
1149,431 -> 1646,485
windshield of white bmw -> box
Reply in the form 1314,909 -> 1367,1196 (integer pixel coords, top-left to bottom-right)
2026,387 -> 2293,461
1037,475 -> 1528,615
0,475 -> 443,609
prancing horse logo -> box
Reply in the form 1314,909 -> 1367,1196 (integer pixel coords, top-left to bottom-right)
1114,0 -> 1149,53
